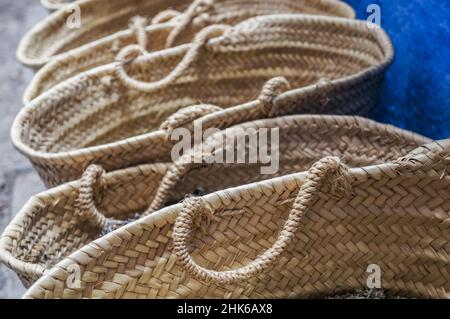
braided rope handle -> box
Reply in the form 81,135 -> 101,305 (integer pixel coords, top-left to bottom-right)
172,157 -> 351,284
76,165 -> 139,234
141,104 -> 224,214
76,104 -> 220,223
118,0 -> 215,55
143,76 -> 291,215
76,165 -> 109,229
165,0 -> 216,48
143,153 -> 199,216
115,24 -> 229,93
258,77 -> 290,116
129,16 -> 149,50
159,104 -> 223,138
73,76 -> 292,227
151,9 -> 183,25
74,72 -> 293,230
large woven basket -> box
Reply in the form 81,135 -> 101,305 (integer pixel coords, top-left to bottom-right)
21,137 -> 449,299
12,15 -> 394,187
1,114 -> 431,287
24,0 -> 355,102
18,0 -> 191,68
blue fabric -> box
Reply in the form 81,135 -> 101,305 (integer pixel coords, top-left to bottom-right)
345,0 -> 450,139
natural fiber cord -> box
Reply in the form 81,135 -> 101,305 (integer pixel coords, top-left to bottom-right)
172,157 -> 351,285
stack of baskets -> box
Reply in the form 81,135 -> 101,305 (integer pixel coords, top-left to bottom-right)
0,0 -> 448,299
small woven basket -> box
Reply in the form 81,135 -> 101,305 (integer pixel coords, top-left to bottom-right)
1,114 -> 431,287
12,15 -> 394,187
18,0 -> 191,68
24,0 -> 355,102
21,139 -> 450,299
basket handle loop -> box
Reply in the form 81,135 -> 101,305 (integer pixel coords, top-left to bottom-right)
76,165 -> 109,229
145,103 -> 224,214
143,76 -> 291,215
164,0 -> 216,48
115,24 -> 229,93
258,77 -> 291,117
257,77 -> 333,117
126,0 -> 214,55
77,165 -> 144,234
143,76 -> 290,215
151,9 -> 182,25
129,7 -> 186,51
172,157 -> 351,284
143,152 -> 201,215
159,104 -> 223,140
129,16 -> 149,50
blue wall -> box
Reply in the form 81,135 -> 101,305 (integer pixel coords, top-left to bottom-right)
345,0 -> 450,139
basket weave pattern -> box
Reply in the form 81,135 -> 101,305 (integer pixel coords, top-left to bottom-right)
1,115 -> 431,287
4,0 -> 447,300
22,139 -> 450,298
19,0 -> 191,67
25,0 -> 355,102
13,15 -> 394,187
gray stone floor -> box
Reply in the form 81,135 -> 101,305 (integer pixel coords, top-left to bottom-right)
0,0 -> 48,299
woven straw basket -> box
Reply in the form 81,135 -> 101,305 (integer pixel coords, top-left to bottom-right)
24,0 -> 355,102
22,139 -> 450,299
0,114 -> 432,288
41,0 -> 72,11
18,0 -> 191,68
12,15 -> 394,187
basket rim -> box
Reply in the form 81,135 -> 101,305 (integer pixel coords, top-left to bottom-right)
17,0 -> 94,67
20,0 -> 180,67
